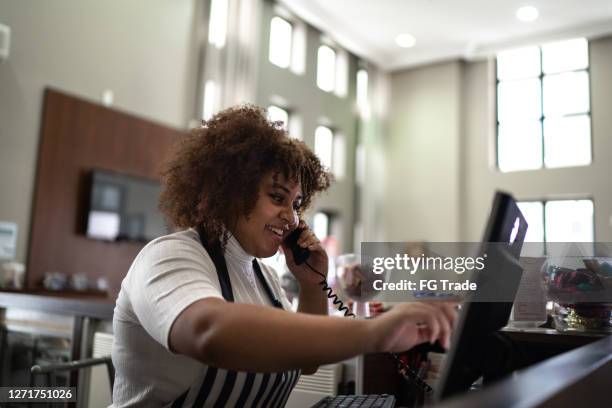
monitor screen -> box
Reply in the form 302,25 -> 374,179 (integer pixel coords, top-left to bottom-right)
434,191 -> 528,401
84,170 -> 168,242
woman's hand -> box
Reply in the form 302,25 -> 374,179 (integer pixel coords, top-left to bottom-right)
367,302 -> 459,353
281,220 -> 329,288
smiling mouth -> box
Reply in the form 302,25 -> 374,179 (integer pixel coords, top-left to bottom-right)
265,224 -> 285,238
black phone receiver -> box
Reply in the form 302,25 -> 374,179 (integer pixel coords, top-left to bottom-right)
284,227 -> 310,265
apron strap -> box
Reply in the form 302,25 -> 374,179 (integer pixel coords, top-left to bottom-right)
197,227 -> 235,302
252,259 -> 284,309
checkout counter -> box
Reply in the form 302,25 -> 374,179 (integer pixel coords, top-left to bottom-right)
436,333 -> 611,407
361,327 -> 610,407
0,289 -> 610,408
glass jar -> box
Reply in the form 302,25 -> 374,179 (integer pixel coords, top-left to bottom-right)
551,302 -> 612,332
335,253 -> 381,318
541,256 -> 612,333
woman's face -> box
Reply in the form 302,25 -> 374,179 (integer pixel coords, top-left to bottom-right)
232,172 -> 302,258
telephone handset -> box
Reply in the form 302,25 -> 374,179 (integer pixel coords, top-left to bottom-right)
284,226 -> 353,319
284,227 -> 311,265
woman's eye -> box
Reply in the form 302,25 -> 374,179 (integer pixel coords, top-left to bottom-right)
270,194 -> 284,203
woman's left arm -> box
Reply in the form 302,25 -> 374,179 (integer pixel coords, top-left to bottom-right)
282,224 -> 331,374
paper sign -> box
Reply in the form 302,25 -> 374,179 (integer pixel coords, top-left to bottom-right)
0,222 -> 17,259
513,257 -> 547,321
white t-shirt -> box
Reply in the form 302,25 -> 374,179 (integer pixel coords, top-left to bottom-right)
111,229 -> 292,407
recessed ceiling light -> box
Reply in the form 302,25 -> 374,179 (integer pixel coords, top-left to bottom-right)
395,33 -> 416,48
516,6 -> 539,22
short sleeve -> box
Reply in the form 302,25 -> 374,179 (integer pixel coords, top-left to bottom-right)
127,232 -> 224,350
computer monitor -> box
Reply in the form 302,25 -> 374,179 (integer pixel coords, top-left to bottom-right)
434,191 -> 528,401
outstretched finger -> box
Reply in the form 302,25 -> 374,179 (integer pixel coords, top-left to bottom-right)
440,302 -> 460,329
417,307 -> 441,345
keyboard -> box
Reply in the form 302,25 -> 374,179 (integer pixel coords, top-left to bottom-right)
311,394 -> 395,408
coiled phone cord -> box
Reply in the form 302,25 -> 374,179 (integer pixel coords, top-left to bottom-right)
304,260 -> 355,318
303,260 -> 434,394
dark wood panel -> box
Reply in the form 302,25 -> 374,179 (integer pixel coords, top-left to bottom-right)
27,88 -> 186,299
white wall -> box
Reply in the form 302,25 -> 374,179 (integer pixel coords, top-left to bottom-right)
0,0 -> 199,262
385,61 -> 462,242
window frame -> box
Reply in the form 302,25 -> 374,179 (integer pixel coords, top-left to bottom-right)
518,197 -> 595,249
312,211 -> 332,240
495,40 -> 592,172
268,15 -> 294,69
208,0 -> 229,48
316,44 -> 337,93
202,80 -> 217,121
356,68 -> 369,117
267,104 -> 291,131
314,125 -> 334,171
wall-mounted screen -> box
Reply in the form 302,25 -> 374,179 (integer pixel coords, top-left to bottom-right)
85,170 -> 167,242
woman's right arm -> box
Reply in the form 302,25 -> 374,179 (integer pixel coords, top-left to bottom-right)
169,298 -> 457,373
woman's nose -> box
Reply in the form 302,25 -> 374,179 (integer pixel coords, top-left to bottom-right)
280,208 -> 298,229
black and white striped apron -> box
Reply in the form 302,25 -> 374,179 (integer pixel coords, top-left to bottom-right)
170,233 -> 301,408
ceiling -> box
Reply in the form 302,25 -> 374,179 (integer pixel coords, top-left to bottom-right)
279,0 -> 612,71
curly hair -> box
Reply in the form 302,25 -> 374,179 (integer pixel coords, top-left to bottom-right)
159,104 -> 332,246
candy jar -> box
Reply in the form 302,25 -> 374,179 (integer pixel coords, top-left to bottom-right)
541,256 -> 612,333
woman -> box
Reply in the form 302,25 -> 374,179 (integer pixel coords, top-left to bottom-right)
111,105 -> 457,407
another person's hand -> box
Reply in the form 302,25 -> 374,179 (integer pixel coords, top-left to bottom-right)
368,301 -> 458,353
282,220 -> 329,287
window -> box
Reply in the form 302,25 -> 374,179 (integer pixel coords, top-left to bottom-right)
314,126 -> 346,180
314,126 -> 333,170
356,69 -> 369,117
332,133 -> 346,179
208,0 -> 229,48
268,11 -> 306,74
267,105 -> 289,130
202,80 -> 217,120
269,16 -> 293,68
517,201 -> 545,243
317,45 -> 336,92
335,49 -> 348,97
315,126 -> 344,178
268,104 -> 302,139
545,199 -> 593,242
517,201 -> 545,256
518,199 -> 593,250
313,212 -> 330,240
317,44 -> 347,96
288,114 -> 302,140
496,38 -> 591,172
